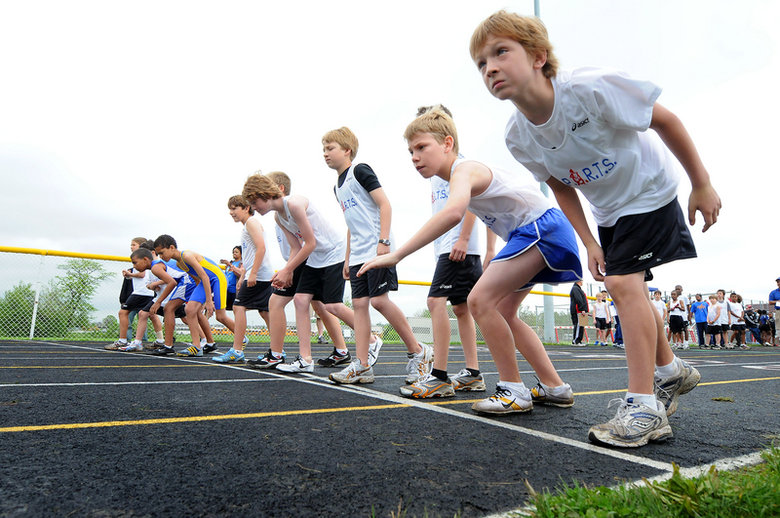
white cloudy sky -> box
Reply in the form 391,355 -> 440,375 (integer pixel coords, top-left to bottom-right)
1,0 -> 779,316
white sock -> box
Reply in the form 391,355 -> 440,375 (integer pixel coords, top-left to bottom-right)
336,348 -> 348,355
625,392 -> 658,409
117,338 -> 127,344
499,381 -> 529,397
655,357 -> 681,378
155,330 -> 164,340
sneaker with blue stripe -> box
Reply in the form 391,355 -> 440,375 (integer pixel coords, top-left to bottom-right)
212,348 -> 245,363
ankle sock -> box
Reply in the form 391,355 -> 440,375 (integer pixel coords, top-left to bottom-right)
499,381 -> 528,397
625,392 -> 658,409
466,368 -> 480,378
431,368 -> 448,381
655,357 -> 681,378
336,348 -> 348,355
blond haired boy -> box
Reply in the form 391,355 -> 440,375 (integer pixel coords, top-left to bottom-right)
470,10 -> 720,446
360,107 -> 580,413
323,127 -> 433,385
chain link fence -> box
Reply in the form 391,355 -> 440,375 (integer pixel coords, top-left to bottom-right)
0,247 -> 612,346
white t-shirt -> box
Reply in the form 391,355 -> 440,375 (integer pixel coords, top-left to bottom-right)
460,159 -> 550,241
651,299 -> 666,319
241,216 -> 274,282
669,298 -> 686,317
430,174 -> 480,257
716,300 -> 730,326
678,294 -> 690,321
593,301 -> 609,319
275,196 -> 345,269
728,301 -> 744,324
131,269 -> 154,296
275,225 -> 291,261
505,67 -> 681,227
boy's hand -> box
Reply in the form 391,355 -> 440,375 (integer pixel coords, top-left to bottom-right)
122,269 -> 131,278
247,277 -> 256,288
271,268 -> 293,289
220,259 -> 230,265
586,243 -> 606,282
688,183 -> 721,232
358,252 -> 399,277
376,242 -> 390,256
204,300 -> 215,318
449,239 -> 468,262
342,263 -> 351,280
149,302 -> 161,315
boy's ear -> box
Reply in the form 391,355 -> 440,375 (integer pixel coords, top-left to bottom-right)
532,49 -> 548,70
443,135 -> 455,153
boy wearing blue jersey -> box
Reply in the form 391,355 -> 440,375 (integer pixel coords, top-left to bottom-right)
153,234 -> 237,357
360,107 -> 580,412
470,10 -> 720,446
323,127 -> 433,385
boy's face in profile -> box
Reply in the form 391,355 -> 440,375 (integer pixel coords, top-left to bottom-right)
130,241 -> 140,252
407,133 -> 448,179
323,141 -> 351,172
155,246 -> 176,262
131,256 -> 151,272
229,204 -> 248,222
250,198 -> 272,216
474,35 -> 542,103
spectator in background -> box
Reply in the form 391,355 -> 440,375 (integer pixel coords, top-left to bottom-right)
570,281 -> 588,346
667,290 -> 688,350
727,292 -> 746,349
690,293 -> 709,348
743,304 -> 760,345
769,277 -> 780,345
651,290 -> 667,323
220,246 -> 242,312
675,284 -> 690,349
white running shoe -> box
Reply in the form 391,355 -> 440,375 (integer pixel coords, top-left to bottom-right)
276,355 -> 314,373
367,336 -> 383,367
654,359 -> 701,416
471,383 -> 533,415
329,359 -> 375,384
405,343 -> 434,384
588,398 -> 672,448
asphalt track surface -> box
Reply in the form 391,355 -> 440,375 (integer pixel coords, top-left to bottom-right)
1,340 -> 779,518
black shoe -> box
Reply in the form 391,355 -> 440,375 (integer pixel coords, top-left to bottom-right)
203,343 -> 219,354
317,348 -> 351,367
247,349 -> 285,369
151,346 -> 175,356
317,335 -> 329,344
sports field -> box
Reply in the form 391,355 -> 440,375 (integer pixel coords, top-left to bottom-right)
1,340 -> 778,517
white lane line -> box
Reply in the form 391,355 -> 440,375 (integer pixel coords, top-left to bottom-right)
39,342 -> 760,475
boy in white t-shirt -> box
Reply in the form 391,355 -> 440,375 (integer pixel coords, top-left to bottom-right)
361,106 -> 580,414
470,10 -> 721,447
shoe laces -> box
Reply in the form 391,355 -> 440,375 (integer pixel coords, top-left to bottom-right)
490,385 -> 513,401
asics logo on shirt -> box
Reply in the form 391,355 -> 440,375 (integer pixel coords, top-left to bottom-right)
571,117 -> 590,131
559,158 -> 617,186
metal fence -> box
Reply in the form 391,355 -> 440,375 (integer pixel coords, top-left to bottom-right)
0,246 -> 587,346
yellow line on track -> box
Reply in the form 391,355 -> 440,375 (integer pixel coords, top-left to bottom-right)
2,375 -> 777,434
0,403 -> 409,433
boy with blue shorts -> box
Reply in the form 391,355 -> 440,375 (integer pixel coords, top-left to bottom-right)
153,234 -> 237,357
360,107 -> 580,412
323,127 -> 433,385
471,11 -> 721,446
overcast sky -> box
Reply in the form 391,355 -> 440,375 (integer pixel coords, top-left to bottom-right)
2,0 -> 779,319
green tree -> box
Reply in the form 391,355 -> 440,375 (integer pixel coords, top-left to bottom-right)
0,282 -> 36,337
53,259 -> 112,333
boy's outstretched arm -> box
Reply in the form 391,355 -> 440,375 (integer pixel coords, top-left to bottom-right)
450,211 -> 477,262
183,251 -> 215,317
358,170 -> 472,276
245,218 -> 266,288
650,103 -> 721,232
148,264 -> 177,315
368,187 -> 392,256
546,178 -> 605,281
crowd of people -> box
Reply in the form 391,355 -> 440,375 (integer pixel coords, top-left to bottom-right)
572,282 -> 780,350
95,10 -> 729,449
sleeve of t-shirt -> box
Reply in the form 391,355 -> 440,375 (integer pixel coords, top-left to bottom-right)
354,163 -> 382,193
570,67 -> 662,132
